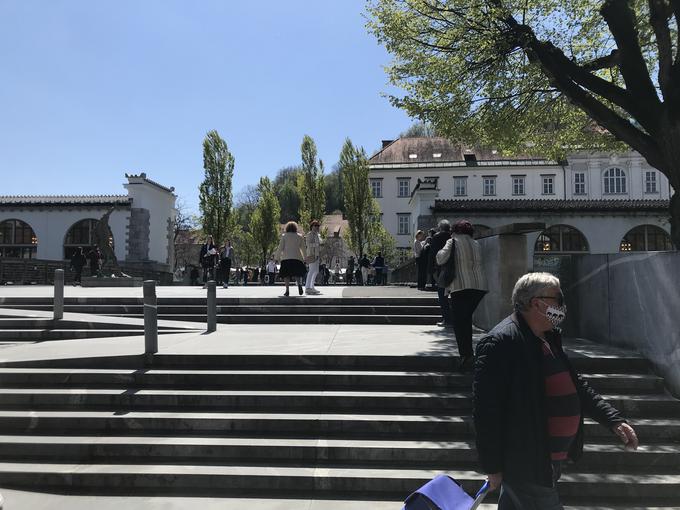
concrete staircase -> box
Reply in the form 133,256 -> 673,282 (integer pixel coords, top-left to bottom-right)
0,353 -> 678,506
0,296 -> 442,325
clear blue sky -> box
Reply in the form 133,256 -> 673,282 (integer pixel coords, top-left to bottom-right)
0,0 -> 413,214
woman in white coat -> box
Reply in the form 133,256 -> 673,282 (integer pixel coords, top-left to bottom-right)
436,220 -> 487,370
276,222 -> 307,297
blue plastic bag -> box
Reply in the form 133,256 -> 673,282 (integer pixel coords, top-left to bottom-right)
402,474 -> 489,510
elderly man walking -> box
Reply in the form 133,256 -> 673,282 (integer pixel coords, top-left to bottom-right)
473,272 -> 638,509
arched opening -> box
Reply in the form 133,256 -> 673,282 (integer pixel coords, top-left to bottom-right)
603,167 -> 627,194
0,219 -> 38,259
534,225 -> 589,253
63,219 -> 114,260
620,225 -> 674,251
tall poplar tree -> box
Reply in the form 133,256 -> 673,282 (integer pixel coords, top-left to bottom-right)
339,138 -> 381,258
199,130 -> 234,245
250,177 -> 282,266
297,135 -> 326,229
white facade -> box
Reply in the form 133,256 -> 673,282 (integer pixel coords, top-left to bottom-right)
0,173 -> 176,266
368,138 -> 674,258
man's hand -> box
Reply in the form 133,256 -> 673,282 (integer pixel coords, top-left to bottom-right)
614,422 -> 639,450
487,472 -> 503,491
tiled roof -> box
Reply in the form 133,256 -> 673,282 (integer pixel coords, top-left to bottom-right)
369,137 -> 543,165
0,195 -> 132,207
433,199 -> 670,213
125,173 -> 175,193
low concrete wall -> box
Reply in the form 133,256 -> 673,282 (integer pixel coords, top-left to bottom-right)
565,251 -> 680,395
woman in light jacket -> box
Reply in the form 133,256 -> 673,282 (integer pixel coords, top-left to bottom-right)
436,220 -> 487,370
276,221 -> 307,297
304,219 -> 322,295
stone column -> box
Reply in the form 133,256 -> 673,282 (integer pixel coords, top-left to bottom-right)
143,280 -> 158,354
207,280 -> 217,332
54,269 -> 64,320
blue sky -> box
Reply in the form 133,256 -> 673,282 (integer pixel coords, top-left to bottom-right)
0,0 -> 412,214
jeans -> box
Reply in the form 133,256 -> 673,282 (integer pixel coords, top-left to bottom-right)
449,289 -> 487,357
416,256 -> 427,289
437,287 -> 452,324
306,260 -> 319,289
220,259 -> 231,286
361,267 -> 369,285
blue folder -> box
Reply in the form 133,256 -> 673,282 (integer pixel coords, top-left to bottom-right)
402,474 -> 490,510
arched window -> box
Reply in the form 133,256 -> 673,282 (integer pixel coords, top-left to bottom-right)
63,219 -> 114,260
603,167 -> 627,194
0,219 -> 38,259
620,225 -> 673,251
534,225 -> 589,253
473,224 -> 492,239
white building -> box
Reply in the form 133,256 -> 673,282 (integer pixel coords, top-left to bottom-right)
0,173 -> 176,270
368,138 -> 674,263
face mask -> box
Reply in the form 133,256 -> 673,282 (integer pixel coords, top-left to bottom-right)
539,300 -> 567,327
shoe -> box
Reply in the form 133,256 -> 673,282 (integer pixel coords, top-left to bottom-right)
283,290 -> 289,297
308,288 -> 321,295
298,284 -> 304,296
458,355 -> 474,372
223,284 -> 228,289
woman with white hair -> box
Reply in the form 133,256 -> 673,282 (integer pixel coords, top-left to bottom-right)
436,220 -> 487,370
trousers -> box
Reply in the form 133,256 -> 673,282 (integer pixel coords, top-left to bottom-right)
306,260 -> 319,289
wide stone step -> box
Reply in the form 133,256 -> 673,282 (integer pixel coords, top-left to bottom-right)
0,435 -> 676,471
0,411 -> 677,440
0,297 -> 441,306
0,389 -> 675,417
0,319 -> 189,330
0,369 -> 663,394
0,462 -> 677,501
110,314 -> 441,325
0,330 -> 155,341
18,305 -> 442,315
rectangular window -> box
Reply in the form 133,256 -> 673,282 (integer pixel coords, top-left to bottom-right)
483,176 -> 496,196
574,172 -> 586,195
645,171 -> 658,193
370,179 -> 382,198
454,177 -> 467,196
542,175 -> 555,195
398,178 -> 410,197
397,214 -> 411,235
512,176 -> 525,196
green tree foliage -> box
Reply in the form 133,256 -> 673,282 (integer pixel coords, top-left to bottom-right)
399,121 -> 439,138
367,0 -> 680,247
224,214 -> 258,267
324,166 -> 345,214
273,166 -> 302,223
368,222 -> 398,268
199,130 -> 234,245
297,135 -> 327,228
250,177 -> 282,266
339,138 -> 381,258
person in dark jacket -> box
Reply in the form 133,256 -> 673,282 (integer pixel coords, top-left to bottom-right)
219,240 -> 233,288
430,220 -> 452,326
199,235 -> 217,287
86,247 -> 102,277
473,272 -> 638,509
371,252 -> 386,285
70,247 -> 87,286
346,256 -> 355,285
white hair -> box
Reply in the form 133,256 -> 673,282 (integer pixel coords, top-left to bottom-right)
438,219 -> 451,232
511,272 -> 561,312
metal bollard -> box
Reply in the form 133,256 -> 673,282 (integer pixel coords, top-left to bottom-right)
54,269 -> 64,320
143,280 -> 158,354
207,280 -> 217,332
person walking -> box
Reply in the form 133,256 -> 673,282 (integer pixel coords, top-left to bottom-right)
219,240 -> 233,288
413,230 -> 426,290
334,262 -> 340,284
199,235 -> 217,287
266,258 -> 277,285
346,256 -> 355,285
276,221 -> 307,297
69,247 -> 87,286
304,220 -> 322,295
430,220 -> 452,327
474,272 -> 638,509
422,228 -> 436,290
86,247 -> 102,277
436,220 -> 487,370
372,252 -> 386,286
359,254 -> 371,285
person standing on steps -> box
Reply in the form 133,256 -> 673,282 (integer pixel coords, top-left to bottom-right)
219,239 -> 233,289
413,230 -> 426,290
372,252 -> 386,286
346,256 -> 355,285
304,220 -> 322,295
359,253 -> 371,285
436,220 -> 487,371
474,272 -> 639,509
430,220 -> 452,327
266,258 -> 277,285
199,235 -> 217,287
69,247 -> 87,286
276,221 -> 307,297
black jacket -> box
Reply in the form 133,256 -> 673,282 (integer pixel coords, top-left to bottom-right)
473,312 -> 625,487
428,230 -> 451,278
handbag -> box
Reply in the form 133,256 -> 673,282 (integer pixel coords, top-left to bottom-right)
402,475 -> 489,510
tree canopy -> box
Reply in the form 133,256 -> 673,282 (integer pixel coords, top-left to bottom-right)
367,0 -> 680,246
199,130 -> 234,245
297,135 -> 327,229
250,177 -> 282,266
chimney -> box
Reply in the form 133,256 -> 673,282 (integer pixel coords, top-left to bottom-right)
381,140 -> 394,149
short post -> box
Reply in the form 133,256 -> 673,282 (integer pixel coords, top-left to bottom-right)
54,269 -> 64,320
143,280 -> 158,354
207,280 -> 217,332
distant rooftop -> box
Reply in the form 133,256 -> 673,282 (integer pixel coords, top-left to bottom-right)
0,195 -> 132,207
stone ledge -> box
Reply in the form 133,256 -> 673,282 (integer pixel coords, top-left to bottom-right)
81,277 -> 144,287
